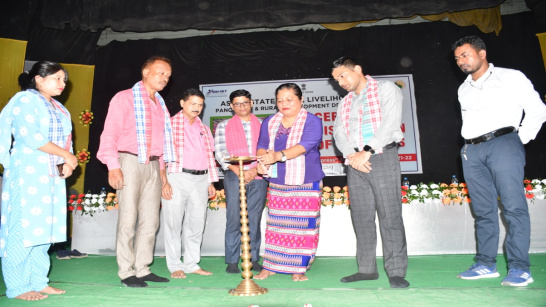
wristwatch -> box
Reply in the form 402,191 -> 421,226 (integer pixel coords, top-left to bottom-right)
363,145 -> 375,154
280,151 -> 287,162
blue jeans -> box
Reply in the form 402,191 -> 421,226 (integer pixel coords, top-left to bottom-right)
462,132 -> 530,271
224,170 -> 268,264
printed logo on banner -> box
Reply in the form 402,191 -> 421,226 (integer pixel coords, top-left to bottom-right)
205,88 -> 228,98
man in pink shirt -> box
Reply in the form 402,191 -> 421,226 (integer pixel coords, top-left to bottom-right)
161,88 -> 218,279
97,56 -> 176,288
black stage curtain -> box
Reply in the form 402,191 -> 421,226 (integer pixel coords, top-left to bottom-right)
38,0 -> 504,32
84,12 -> 546,192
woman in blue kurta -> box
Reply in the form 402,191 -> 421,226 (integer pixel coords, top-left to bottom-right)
254,83 -> 325,282
0,61 -> 78,300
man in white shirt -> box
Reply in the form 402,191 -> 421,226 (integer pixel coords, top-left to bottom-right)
453,35 -> 546,287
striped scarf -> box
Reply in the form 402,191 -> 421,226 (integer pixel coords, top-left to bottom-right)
225,114 -> 261,169
132,81 -> 175,164
339,75 -> 383,154
170,112 -> 219,183
28,89 -> 72,176
267,108 -> 307,186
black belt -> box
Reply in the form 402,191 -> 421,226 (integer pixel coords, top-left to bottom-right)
182,168 -> 208,175
119,151 -> 160,161
465,127 -> 515,145
354,142 -> 397,152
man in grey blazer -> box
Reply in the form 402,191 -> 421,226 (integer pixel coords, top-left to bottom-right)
332,56 -> 409,288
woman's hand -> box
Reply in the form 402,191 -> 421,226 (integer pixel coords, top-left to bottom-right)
60,153 -> 78,178
257,149 -> 281,166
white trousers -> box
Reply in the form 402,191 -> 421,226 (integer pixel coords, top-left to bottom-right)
161,172 -> 209,273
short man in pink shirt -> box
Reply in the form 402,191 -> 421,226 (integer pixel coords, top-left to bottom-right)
97,56 -> 176,288
161,88 -> 218,279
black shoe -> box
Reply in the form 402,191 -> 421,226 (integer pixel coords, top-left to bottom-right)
340,272 -> 379,283
226,263 -> 241,274
389,276 -> 410,288
139,273 -> 170,283
121,276 -> 148,287
251,261 -> 263,272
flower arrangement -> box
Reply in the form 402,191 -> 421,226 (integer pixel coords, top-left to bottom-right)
524,178 -> 546,202
79,110 -> 94,126
208,189 -> 226,210
68,192 -> 118,216
76,149 -> 91,165
402,182 -> 470,205
321,186 -> 350,208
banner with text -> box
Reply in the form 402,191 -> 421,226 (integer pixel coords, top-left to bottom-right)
200,75 -> 422,177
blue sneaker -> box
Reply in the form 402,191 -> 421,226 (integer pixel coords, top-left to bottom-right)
457,263 -> 500,280
501,268 -> 533,286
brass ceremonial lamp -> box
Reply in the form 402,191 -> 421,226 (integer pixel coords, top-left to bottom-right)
225,155 -> 268,296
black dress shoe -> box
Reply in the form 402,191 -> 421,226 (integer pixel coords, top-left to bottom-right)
139,273 -> 170,283
226,263 -> 241,274
121,276 -> 148,287
251,261 -> 263,272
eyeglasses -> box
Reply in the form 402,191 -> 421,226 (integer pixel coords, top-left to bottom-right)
231,101 -> 250,107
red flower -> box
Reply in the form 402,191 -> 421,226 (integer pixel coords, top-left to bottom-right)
523,179 -> 531,184
401,190 -> 407,196
78,194 -> 85,198
402,198 -> 408,203
68,205 -> 74,211
525,184 -> 533,191
526,193 -> 534,199
401,186 -> 408,191
70,194 -> 76,199
76,199 -> 83,204
77,205 -> 83,210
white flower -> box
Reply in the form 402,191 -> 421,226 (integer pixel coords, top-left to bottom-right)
409,185 -> 418,190
12,106 -> 21,115
84,199 -> 91,205
39,176 -> 50,184
432,190 -> 442,195
411,190 -> 419,195
98,198 -> 104,205
537,194 -> 545,200
534,184 -> 542,190
85,193 -> 92,197
41,196 -> 52,204
30,207 -> 42,216
430,183 -> 439,189
27,186 -> 38,195
21,219 -> 30,228
84,205 -> 91,212
36,156 -> 48,164
19,126 -> 28,136
25,114 -> 35,123
420,184 -> 429,189
420,190 -> 429,196
542,179 -> 546,185
532,179 -> 541,184
33,227 -> 44,236
24,165 -> 36,174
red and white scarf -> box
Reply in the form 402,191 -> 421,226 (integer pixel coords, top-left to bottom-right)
339,75 -> 383,154
225,114 -> 261,172
267,108 -> 307,186
169,111 -> 218,183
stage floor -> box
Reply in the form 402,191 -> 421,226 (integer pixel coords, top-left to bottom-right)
1,252 -> 545,306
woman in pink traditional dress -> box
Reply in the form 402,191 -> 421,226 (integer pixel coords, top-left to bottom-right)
255,83 -> 325,281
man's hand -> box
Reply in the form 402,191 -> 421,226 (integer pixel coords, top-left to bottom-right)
162,181 -> 173,200
347,151 -> 373,173
108,168 -> 125,190
208,184 -> 216,199
243,168 -> 258,184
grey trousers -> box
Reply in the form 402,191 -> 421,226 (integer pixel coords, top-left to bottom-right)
116,153 -> 162,280
346,146 -> 408,277
161,172 -> 209,273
